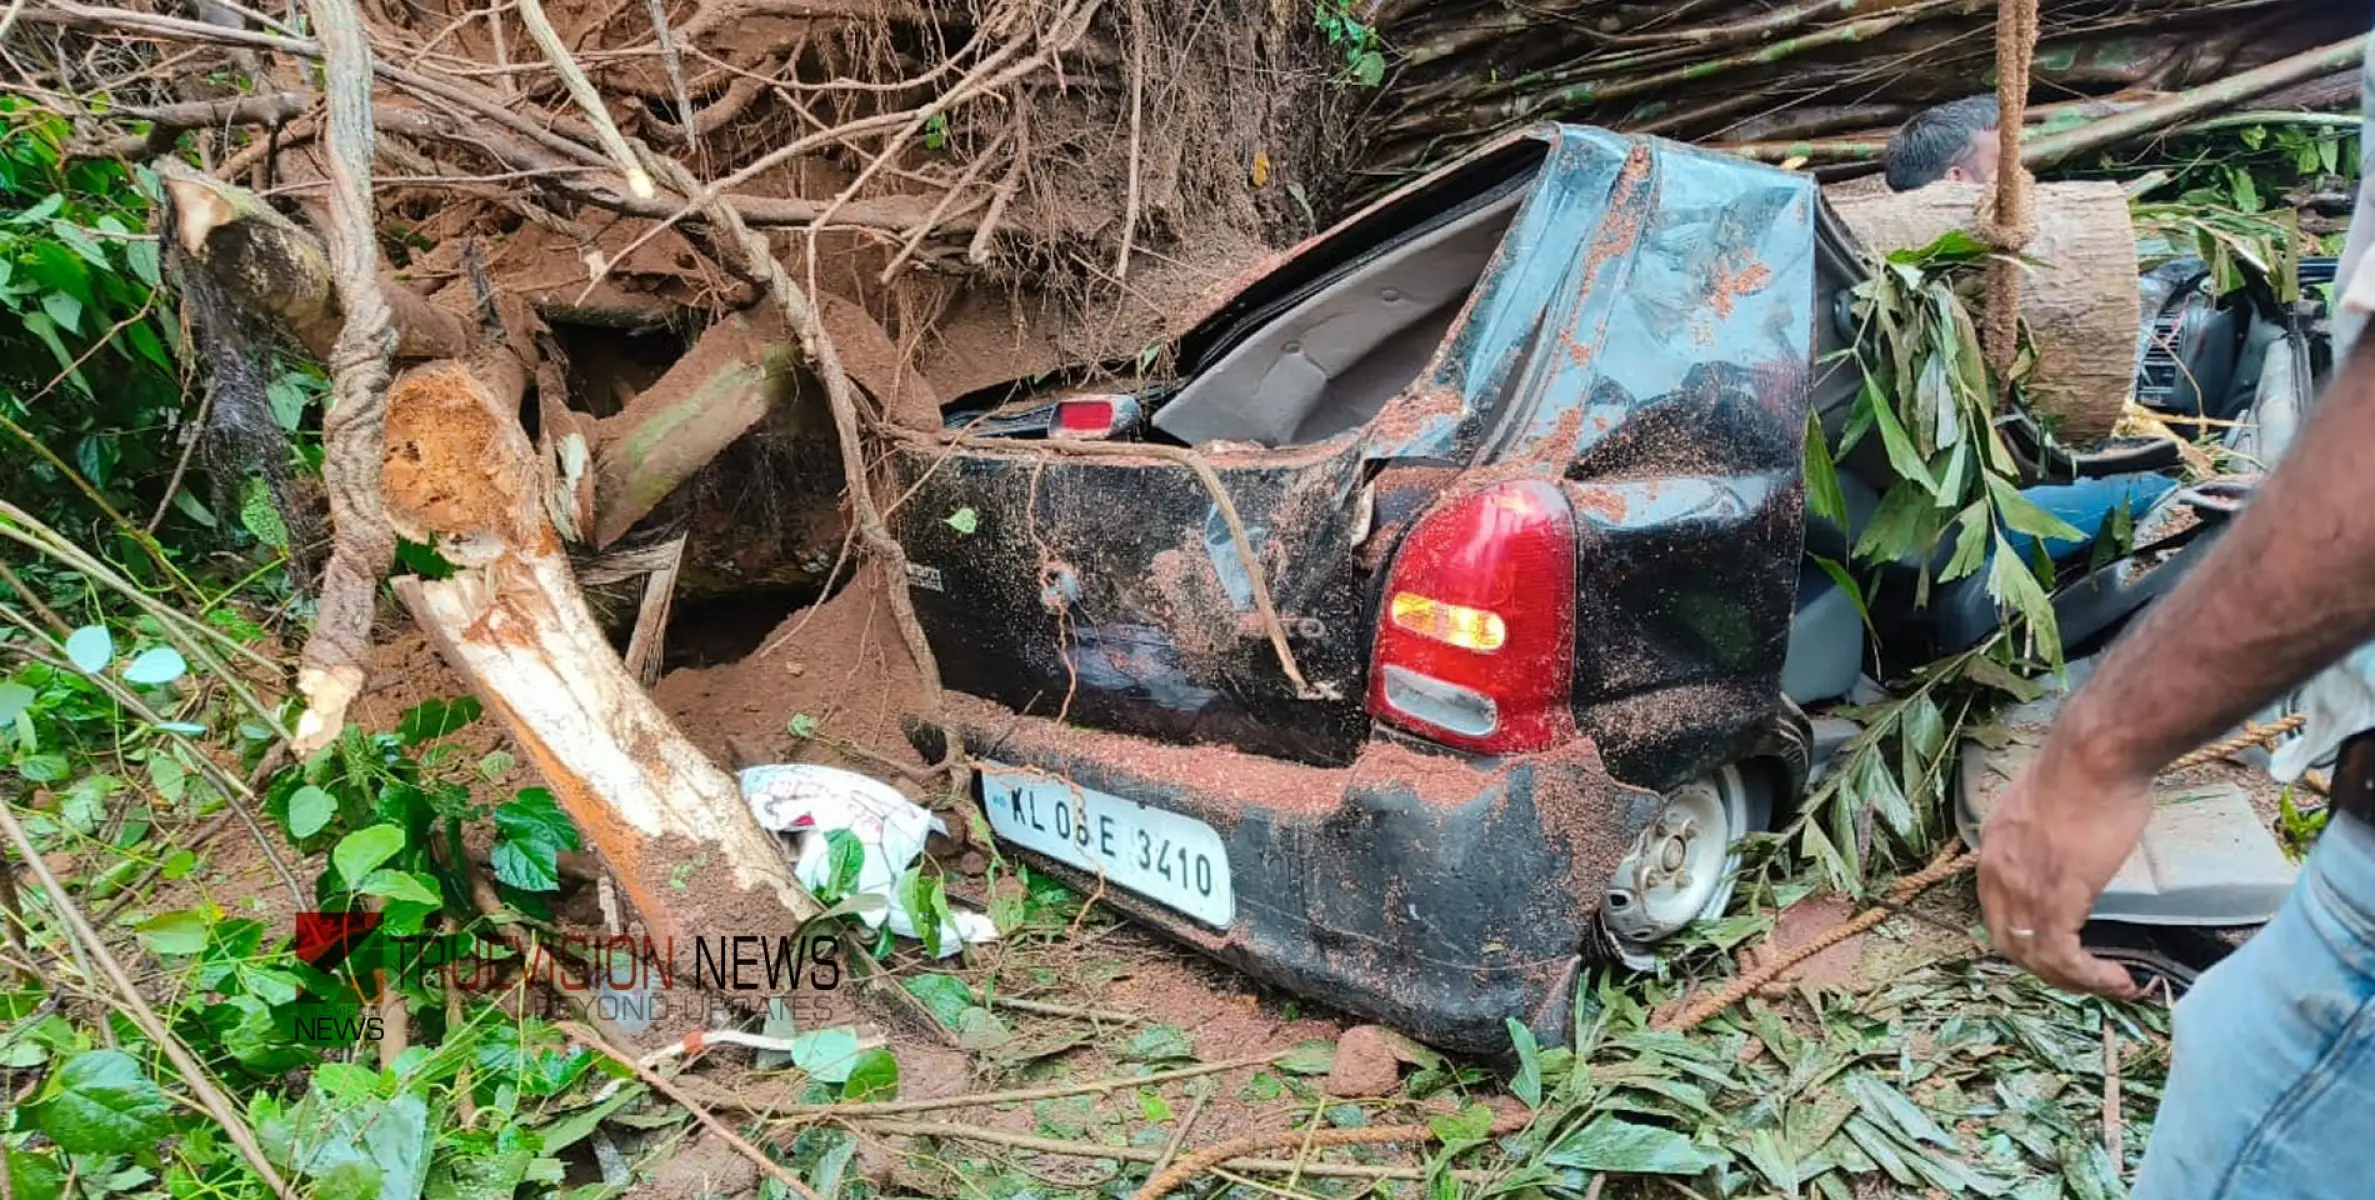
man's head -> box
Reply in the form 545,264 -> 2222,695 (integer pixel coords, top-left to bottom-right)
1885,96 -> 2001,191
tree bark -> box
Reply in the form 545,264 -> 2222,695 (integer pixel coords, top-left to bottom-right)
158,164 -> 468,363
382,353 -> 821,949
590,311 -> 798,548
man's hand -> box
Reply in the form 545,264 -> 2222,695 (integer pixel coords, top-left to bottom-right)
1977,744 -> 2155,997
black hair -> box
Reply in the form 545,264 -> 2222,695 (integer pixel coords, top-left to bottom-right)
1885,95 -> 2000,191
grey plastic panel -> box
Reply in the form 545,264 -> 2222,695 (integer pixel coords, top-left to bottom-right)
1152,191 -> 1525,448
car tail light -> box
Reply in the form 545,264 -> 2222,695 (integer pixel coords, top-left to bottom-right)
1052,398 -> 1119,438
1368,479 -> 1577,754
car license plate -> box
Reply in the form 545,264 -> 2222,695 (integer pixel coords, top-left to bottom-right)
978,762 -> 1235,927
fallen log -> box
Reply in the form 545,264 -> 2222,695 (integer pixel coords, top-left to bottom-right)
590,311 -> 799,548
589,297 -> 940,547
1827,180 -> 2140,444
381,352 -> 821,947
157,163 -> 467,363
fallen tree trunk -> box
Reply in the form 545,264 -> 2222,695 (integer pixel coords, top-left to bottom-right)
158,163 -> 468,363
590,312 -> 798,548
1828,180 -> 2141,443
382,353 -> 821,946
588,297 -> 940,547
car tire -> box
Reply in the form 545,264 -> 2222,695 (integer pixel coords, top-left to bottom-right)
1602,761 -> 1773,952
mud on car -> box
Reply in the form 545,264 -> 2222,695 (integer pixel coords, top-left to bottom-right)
887,117 -> 2323,1051
885,125 -> 1822,1053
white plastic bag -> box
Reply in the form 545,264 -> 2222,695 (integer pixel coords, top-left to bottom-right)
739,763 -> 996,955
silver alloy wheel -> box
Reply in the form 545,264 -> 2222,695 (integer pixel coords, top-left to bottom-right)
1603,763 -> 1767,948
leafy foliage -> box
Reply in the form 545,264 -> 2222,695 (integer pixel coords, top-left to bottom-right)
1313,0 -> 1387,87
1822,231 -> 2079,665
0,100 -> 184,534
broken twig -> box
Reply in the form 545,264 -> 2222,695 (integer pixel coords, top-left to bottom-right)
515,0 -> 657,198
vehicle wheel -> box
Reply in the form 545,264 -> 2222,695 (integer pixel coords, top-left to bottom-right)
1602,763 -> 1772,949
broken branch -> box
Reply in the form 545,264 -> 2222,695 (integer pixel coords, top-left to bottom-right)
288,0 -> 401,755
515,0 -> 657,199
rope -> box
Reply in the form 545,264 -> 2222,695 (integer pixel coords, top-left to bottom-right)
2166,714 -> 2304,771
1656,847 -> 1976,1032
1979,0 -> 2040,375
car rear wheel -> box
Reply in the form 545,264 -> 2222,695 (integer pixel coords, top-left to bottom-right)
1602,763 -> 1772,950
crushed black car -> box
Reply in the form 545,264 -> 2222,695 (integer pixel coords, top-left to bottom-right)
887,123 -> 2326,1053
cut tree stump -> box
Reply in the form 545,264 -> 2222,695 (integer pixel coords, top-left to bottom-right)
381,351 -> 821,949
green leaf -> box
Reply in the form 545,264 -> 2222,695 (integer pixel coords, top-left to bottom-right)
171,489 -> 220,529
358,869 -> 443,906
333,824 -> 406,889
40,288 -> 82,334
136,909 -> 209,956
65,625 -> 113,673
535,1084 -> 647,1156
897,866 -> 950,957
901,973 -> 976,1029
1985,475 -> 2084,544
288,785 -> 337,839
1352,48 -> 1386,86
789,1027 -> 863,1084
18,753 -> 70,783
236,965 -> 302,1007
1862,372 -> 1936,494
146,751 -> 188,801
1506,1017 -> 1543,1108
1128,1024 -> 1196,1063
1803,408 -> 1847,529
1845,1073 -> 1957,1149
397,696 -> 483,747
33,1049 -> 174,1154
1985,531 -> 2063,663
1426,1103 -> 1496,1154
0,681 -> 35,725
266,373 -> 313,432
1275,1039 -> 1336,1076
1544,1114 -> 1727,1176
48,221 -> 107,268
6,1147 -> 66,1200
841,1047 -> 899,1101
125,237 -> 161,287
121,646 -> 186,686
1809,555 -> 1873,635
239,478 -> 288,548
1940,500 -> 1991,582
943,506 -> 979,535
492,788 -> 582,893
820,828 -> 865,901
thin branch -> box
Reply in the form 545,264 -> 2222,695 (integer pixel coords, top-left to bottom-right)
559,1021 -> 828,1200
644,0 -> 698,150
1113,2 -> 1144,280
515,0 -> 656,198
852,1119 -> 1502,1182
0,798 -> 295,1198
683,1051 -> 1283,1118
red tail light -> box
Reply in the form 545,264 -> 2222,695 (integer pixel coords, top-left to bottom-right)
1368,479 -> 1578,754
1053,399 -> 1117,437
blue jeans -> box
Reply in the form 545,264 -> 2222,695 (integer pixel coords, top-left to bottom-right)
2133,813 -> 2375,1197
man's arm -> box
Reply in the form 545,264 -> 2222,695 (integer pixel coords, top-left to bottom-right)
2054,332 -> 2375,781
1980,330 -> 2375,994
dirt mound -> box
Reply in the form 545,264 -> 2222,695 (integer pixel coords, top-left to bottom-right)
652,567 -> 933,776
